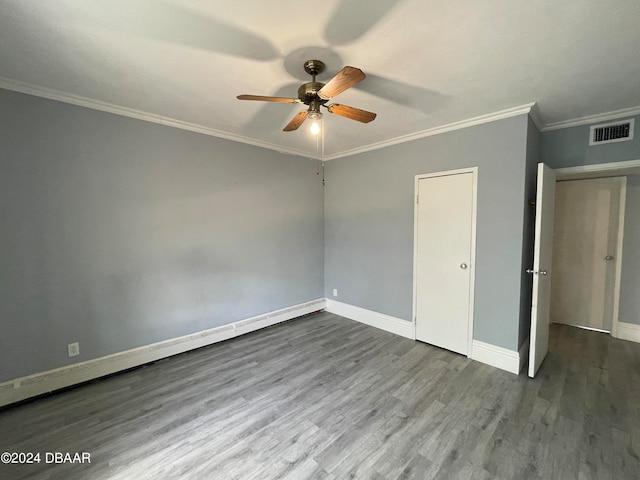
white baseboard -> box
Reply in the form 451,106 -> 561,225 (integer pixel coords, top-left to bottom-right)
470,340 -> 522,374
0,298 -> 326,408
325,299 -> 414,339
615,322 -> 640,343
325,299 -> 526,374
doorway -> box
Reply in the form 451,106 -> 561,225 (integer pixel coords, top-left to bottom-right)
528,159 -> 639,377
550,177 -> 626,332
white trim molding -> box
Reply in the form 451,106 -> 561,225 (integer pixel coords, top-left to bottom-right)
470,340 -> 523,374
325,299 -> 415,339
612,178 -> 627,338
0,77 -> 319,160
2,75 -> 638,158
0,298 -> 326,408
542,105 -> 640,132
0,79 -> 536,161
528,103 -> 544,131
555,159 -> 640,180
326,299 -> 527,374
614,322 -> 640,343
324,103 -> 536,160
326,299 -> 527,375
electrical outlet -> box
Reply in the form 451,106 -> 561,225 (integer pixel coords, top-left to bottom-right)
68,342 -> 80,357
333,288 -> 338,297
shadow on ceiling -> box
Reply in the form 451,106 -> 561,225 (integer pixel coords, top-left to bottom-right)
82,0 -> 280,61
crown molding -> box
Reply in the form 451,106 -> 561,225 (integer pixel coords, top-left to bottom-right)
0,78 -> 535,161
528,103 -> 544,131
0,77 -> 320,160
541,105 -> 640,132
6,77 -> 638,158
323,103 -> 536,161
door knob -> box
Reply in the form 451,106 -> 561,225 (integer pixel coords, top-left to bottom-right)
605,255 -> 614,261
460,263 -> 468,269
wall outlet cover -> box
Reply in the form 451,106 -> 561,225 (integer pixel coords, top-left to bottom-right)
333,288 -> 338,297
68,342 -> 80,357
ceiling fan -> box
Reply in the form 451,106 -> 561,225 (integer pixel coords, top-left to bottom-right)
237,60 -> 377,132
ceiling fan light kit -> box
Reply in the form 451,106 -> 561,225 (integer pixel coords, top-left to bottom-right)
237,59 -> 377,133
308,111 -> 323,135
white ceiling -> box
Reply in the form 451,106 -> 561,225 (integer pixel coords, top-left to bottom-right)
2,0 -> 640,159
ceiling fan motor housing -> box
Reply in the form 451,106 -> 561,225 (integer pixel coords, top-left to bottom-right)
298,82 -> 326,105
299,59 -> 329,108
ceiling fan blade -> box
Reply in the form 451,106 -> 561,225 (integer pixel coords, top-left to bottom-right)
283,110 -> 309,131
240,83 -> 301,134
317,66 -> 366,100
327,104 -> 377,123
237,95 -> 300,103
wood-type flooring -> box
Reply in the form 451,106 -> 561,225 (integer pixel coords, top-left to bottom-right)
1,311 -> 639,479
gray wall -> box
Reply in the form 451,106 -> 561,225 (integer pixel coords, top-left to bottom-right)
619,175 -> 640,325
518,117 -> 541,347
541,114 -> 640,168
0,89 -> 324,382
541,120 -> 640,327
325,114 -> 530,351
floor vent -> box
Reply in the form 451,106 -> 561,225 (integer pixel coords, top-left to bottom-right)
589,119 -> 634,145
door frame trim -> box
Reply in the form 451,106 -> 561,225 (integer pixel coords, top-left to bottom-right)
412,167 -> 478,356
555,159 -> 640,180
613,178 -> 627,337
553,159 -> 637,338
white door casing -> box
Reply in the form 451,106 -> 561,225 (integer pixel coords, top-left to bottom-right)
529,163 -> 556,378
553,159 -> 637,339
414,168 -> 477,356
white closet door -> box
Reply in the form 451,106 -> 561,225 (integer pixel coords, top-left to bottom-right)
415,171 -> 474,355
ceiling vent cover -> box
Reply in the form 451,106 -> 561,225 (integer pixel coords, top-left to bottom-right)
589,119 -> 634,146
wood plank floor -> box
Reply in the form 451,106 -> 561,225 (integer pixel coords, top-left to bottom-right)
1,312 -> 639,479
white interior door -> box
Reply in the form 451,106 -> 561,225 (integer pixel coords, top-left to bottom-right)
415,170 -> 475,355
551,178 -> 623,331
528,163 -> 556,378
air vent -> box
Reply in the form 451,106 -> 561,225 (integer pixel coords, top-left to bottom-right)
589,119 -> 634,146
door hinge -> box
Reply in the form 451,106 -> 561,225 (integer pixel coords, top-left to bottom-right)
416,195 -> 419,204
